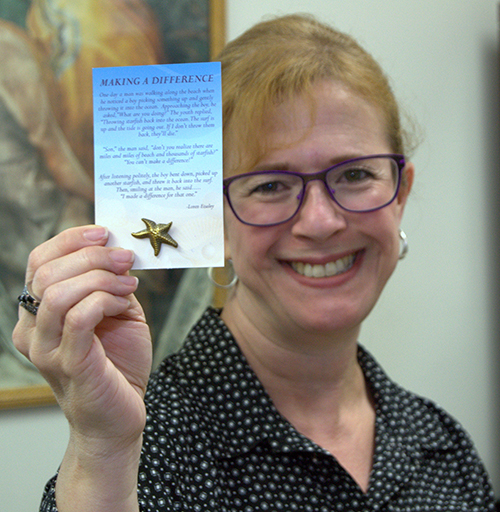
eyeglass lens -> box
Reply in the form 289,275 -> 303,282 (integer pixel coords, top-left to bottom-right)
226,156 -> 401,226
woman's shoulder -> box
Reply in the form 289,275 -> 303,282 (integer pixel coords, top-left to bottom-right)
360,346 -> 496,509
359,345 -> 483,453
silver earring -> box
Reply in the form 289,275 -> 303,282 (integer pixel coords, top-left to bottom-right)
399,229 -> 408,260
207,260 -> 238,288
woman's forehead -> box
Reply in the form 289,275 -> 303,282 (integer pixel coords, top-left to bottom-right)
224,81 -> 389,176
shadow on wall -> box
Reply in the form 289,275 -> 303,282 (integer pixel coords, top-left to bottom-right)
483,35 -> 500,501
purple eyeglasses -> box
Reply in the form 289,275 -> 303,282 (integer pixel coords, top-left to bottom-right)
223,154 -> 406,227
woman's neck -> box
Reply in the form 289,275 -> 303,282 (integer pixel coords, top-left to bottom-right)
220,292 -> 366,412
220,292 -> 375,493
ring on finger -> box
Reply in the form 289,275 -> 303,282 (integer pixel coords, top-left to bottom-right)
18,282 -> 41,316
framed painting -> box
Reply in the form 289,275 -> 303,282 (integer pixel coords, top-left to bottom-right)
0,0 -> 225,409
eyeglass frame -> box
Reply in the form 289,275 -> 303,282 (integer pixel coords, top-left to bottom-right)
223,153 -> 406,227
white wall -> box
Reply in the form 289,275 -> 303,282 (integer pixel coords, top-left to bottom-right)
1,1 -> 498,509
0,405 -> 68,510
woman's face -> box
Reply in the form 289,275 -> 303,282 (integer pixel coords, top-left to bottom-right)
224,81 -> 413,341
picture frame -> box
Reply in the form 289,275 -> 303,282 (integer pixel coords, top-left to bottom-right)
0,0 -> 226,410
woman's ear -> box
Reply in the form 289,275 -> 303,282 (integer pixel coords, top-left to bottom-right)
395,161 -> 414,220
224,238 -> 232,261
223,211 -> 232,261
398,162 -> 414,203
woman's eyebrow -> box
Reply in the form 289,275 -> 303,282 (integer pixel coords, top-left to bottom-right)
252,154 -> 367,173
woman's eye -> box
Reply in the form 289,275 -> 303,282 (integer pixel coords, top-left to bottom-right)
251,180 -> 283,194
342,168 -> 372,182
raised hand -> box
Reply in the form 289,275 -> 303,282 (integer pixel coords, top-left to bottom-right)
13,225 -> 153,511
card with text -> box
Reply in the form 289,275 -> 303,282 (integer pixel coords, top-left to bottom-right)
93,62 -> 224,270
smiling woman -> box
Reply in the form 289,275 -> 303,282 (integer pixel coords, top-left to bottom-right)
221,80 -> 411,346
11,12 -> 497,512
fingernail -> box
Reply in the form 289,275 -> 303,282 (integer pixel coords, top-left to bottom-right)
117,275 -> 138,286
109,249 -> 135,263
83,226 -> 108,242
115,296 -> 131,306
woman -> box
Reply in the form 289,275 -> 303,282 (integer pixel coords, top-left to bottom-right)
13,14 -> 496,511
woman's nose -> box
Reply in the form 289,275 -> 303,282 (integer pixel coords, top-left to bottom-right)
291,181 -> 347,240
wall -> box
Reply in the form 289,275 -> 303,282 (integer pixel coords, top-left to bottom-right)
0,1 -> 498,510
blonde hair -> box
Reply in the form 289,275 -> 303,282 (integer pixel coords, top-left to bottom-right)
219,14 -> 410,175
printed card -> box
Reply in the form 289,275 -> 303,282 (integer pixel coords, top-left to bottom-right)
93,62 -> 224,270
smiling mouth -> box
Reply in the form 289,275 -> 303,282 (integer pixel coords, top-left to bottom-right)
290,253 -> 357,278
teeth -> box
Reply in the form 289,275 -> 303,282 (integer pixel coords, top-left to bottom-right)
291,254 -> 356,278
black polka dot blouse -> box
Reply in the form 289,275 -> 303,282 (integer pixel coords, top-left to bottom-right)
41,307 -> 496,511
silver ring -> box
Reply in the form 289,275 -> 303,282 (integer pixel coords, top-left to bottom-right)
18,284 -> 41,316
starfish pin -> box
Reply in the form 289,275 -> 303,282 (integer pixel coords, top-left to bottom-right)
131,218 -> 178,256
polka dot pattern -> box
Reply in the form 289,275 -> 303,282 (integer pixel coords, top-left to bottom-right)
40,307 -> 496,511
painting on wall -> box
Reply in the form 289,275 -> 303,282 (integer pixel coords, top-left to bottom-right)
0,0 -> 225,409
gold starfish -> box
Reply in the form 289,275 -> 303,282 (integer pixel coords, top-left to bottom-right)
131,218 -> 178,256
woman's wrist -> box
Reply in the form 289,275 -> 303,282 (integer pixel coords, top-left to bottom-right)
55,434 -> 143,512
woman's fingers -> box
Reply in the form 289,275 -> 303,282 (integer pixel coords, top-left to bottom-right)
30,290 -> 131,377
14,226 -> 135,355
55,291 -> 132,372
31,269 -> 139,352
30,242 -> 135,300
25,225 -> 110,285
32,245 -> 135,302
13,225 -> 153,446
16,223 -> 150,371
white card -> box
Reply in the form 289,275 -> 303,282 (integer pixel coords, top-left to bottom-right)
93,62 -> 224,270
